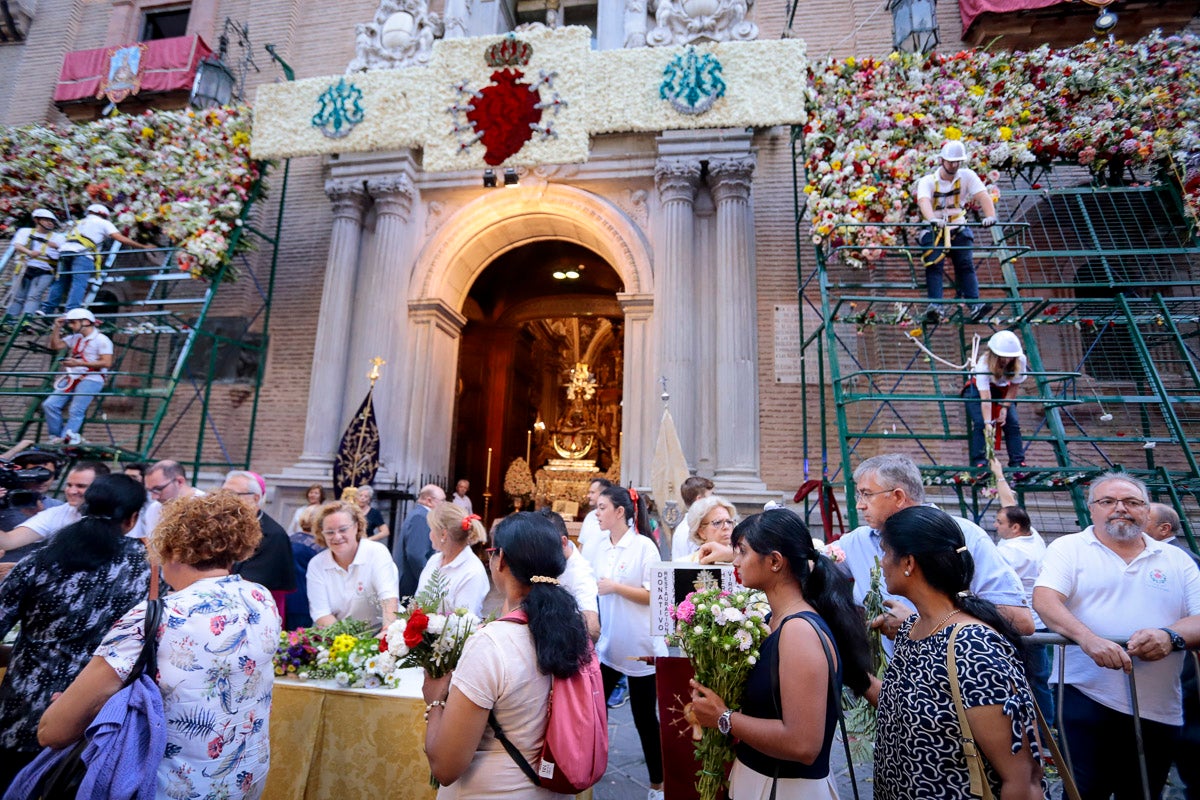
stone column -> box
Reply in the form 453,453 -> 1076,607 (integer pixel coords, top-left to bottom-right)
618,292 -> 655,487
654,158 -> 701,469
710,156 -> 768,493
693,186 -> 717,476
353,173 -> 417,475
404,299 -> 468,483
292,179 -> 369,478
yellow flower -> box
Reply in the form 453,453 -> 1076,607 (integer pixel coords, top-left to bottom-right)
894,112 -> 905,122
944,126 -> 963,140
1019,109 -> 1031,121
999,126 -> 1013,141
969,85 -> 984,97
231,131 -> 250,148
141,127 -> 155,139
831,160 -> 842,171
845,56 -> 856,67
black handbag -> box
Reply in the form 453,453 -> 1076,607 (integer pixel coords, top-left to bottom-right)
33,573 -> 162,800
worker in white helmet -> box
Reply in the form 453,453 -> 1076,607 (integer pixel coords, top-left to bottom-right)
42,307 -> 113,446
5,209 -> 65,323
915,140 -> 999,325
965,330 -> 1027,468
40,203 -> 156,315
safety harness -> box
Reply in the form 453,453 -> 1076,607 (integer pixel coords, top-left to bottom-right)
920,175 -> 964,268
63,228 -> 103,275
15,230 -> 59,276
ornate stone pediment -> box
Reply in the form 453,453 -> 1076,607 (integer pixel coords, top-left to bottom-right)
647,0 -> 758,46
347,0 -> 444,72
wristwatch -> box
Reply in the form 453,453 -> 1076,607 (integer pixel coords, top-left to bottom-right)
717,709 -> 734,736
1161,628 -> 1187,652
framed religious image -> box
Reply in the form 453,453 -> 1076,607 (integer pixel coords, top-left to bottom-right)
649,562 -> 738,636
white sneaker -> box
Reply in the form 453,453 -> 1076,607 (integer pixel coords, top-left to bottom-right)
647,790 -> 664,800
63,431 -> 84,446
45,435 -> 64,445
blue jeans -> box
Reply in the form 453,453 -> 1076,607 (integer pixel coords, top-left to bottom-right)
6,270 -> 53,317
42,374 -> 104,437
1027,638 -> 1055,724
41,251 -> 93,313
920,227 -> 979,299
964,382 -> 1024,466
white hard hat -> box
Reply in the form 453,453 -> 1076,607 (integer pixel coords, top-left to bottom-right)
64,308 -> 96,324
32,209 -> 58,222
85,203 -> 111,217
939,141 -> 968,162
987,330 -> 1023,359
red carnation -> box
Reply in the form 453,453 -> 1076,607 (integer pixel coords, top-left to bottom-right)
379,637 -> 389,653
404,609 -> 430,648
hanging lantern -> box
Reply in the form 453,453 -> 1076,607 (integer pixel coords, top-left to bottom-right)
889,0 -> 940,54
190,56 -> 235,109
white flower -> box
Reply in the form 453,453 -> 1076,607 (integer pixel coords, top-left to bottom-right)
388,638 -> 409,658
720,607 -> 746,625
734,629 -> 754,651
363,674 -> 382,689
335,672 -> 351,687
748,655 -> 757,666
374,652 -> 396,675
427,614 -> 448,635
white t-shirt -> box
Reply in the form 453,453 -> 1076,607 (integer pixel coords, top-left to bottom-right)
451,493 -> 473,514
996,530 -> 1047,629
416,546 -> 490,618
671,518 -> 700,560
560,544 -> 598,615
13,227 -> 65,272
582,527 -> 666,677
915,167 -> 987,227
974,353 -> 1028,393
444,621 -> 568,800
306,539 -> 400,628
21,502 -> 81,540
577,509 -> 603,551
59,214 -> 118,254
60,330 -> 113,379
1035,527 -> 1200,725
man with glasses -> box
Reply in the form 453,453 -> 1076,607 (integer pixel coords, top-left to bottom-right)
838,453 -> 1031,658
140,460 -> 206,536
1035,472 -> 1200,799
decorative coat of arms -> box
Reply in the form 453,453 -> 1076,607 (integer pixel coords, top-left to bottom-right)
449,34 -> 566,166
98,43 -> 148,104
312,78 -> 366,138
660,47 -> 725,115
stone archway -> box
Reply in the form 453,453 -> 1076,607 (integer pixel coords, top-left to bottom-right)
400,183 -> 657,488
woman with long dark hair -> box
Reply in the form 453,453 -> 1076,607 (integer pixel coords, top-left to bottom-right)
423,512 -> 592,798
873,505 -> 1045,799
580,484 -> 666,800
690,509 -> 871,799
0,474 -> 149,791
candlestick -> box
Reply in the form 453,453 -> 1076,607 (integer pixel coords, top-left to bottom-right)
526,430 -> 531,465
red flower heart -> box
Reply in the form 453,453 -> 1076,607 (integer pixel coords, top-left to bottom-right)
466,69 -> 542,166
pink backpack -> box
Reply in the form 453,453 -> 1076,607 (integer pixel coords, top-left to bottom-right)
489,610 -> 609,793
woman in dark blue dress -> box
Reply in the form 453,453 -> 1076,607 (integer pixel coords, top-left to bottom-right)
690,510 -> 872,799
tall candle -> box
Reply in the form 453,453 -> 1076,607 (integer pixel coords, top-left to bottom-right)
485,447 -> 493,490
526,430 -> 532,464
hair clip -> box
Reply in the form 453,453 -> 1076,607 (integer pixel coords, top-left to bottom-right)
461,513 -> 481,531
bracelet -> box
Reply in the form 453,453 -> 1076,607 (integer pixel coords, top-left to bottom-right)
424,699 -> 447,721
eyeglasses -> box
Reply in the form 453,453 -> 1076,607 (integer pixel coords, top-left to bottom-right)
486,547 -> 500,558
146,481 -> 172,497
1090,497 -> 1147,509
323,523 -> 357,539
855,487 -> 894,503
703,519 -> 735,530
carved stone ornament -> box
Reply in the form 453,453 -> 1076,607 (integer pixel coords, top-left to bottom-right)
347,0 -> 445,73
646,0 -> 758,47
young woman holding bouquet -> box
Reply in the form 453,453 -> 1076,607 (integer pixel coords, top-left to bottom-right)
690,509 -> 872,799
306,500 -> 400,629
872,505 -> 1045,800
581,485 -> 667,800
417,502 -> 489,617
423,512 -> 592,798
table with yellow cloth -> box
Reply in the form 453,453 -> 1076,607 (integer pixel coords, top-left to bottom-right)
265,668 -> 436,800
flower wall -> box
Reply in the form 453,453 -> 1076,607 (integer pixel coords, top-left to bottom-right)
0,106 -> 261,279
803,32 -> 1200,261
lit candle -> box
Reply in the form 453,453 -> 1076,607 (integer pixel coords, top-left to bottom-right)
526,430 -> 532,464
485,447 -> 492,491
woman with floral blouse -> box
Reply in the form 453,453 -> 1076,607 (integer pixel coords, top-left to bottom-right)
0,474 -> 150,793
40,490 -> 281,800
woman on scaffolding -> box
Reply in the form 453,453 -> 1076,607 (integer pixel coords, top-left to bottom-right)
965,330 -> 1027,469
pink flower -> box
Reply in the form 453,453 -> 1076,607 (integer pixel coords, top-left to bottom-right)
674,599 -> 696,624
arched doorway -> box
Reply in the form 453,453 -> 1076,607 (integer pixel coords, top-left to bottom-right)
453,241 -> 624,521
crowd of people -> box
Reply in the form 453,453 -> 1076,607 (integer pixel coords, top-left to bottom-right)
0,450 -> 1196,800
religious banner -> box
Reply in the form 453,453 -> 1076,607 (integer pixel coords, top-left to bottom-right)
250,26 -> 808,170
332,359 -> 385,495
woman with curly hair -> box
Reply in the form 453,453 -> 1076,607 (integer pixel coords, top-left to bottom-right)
307,500 -> 399,629
40,490 -> 281,800
424,511 -> 592,798
417,501 -> 489,616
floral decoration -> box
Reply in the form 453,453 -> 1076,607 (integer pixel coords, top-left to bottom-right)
504,456 -> 534,508
0,106 -> 261,279
804,32 -> 1200,264
383,570 -> 482,678
272,618 -> 404,688
667,580 -> 770,800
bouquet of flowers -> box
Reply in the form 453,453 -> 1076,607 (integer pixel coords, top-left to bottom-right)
383,571 -> 482,678
844,557 -> 887,762
273,618 -> 393,687
668,579 -> 771,800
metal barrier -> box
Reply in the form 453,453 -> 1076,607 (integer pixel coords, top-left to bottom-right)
1025,632 -> 1200,800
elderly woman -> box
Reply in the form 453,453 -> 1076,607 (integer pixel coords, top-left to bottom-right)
0,475 -> 149,792
679,494 -> 738,563
423,512 -> 592,798
288,483 -> 326,535
307,500 -> 399,629
417,502 -> 489,617
356,485 -> 391,542
40,491 -> 281,800
872,505 -> 1045,800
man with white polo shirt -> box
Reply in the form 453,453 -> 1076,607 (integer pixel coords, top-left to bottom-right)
0,461 -> 110,562
537,508 -> 599,641
839,453 -> 1032,658
576,477 -> 612,552
1035,471 -> 1200,800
